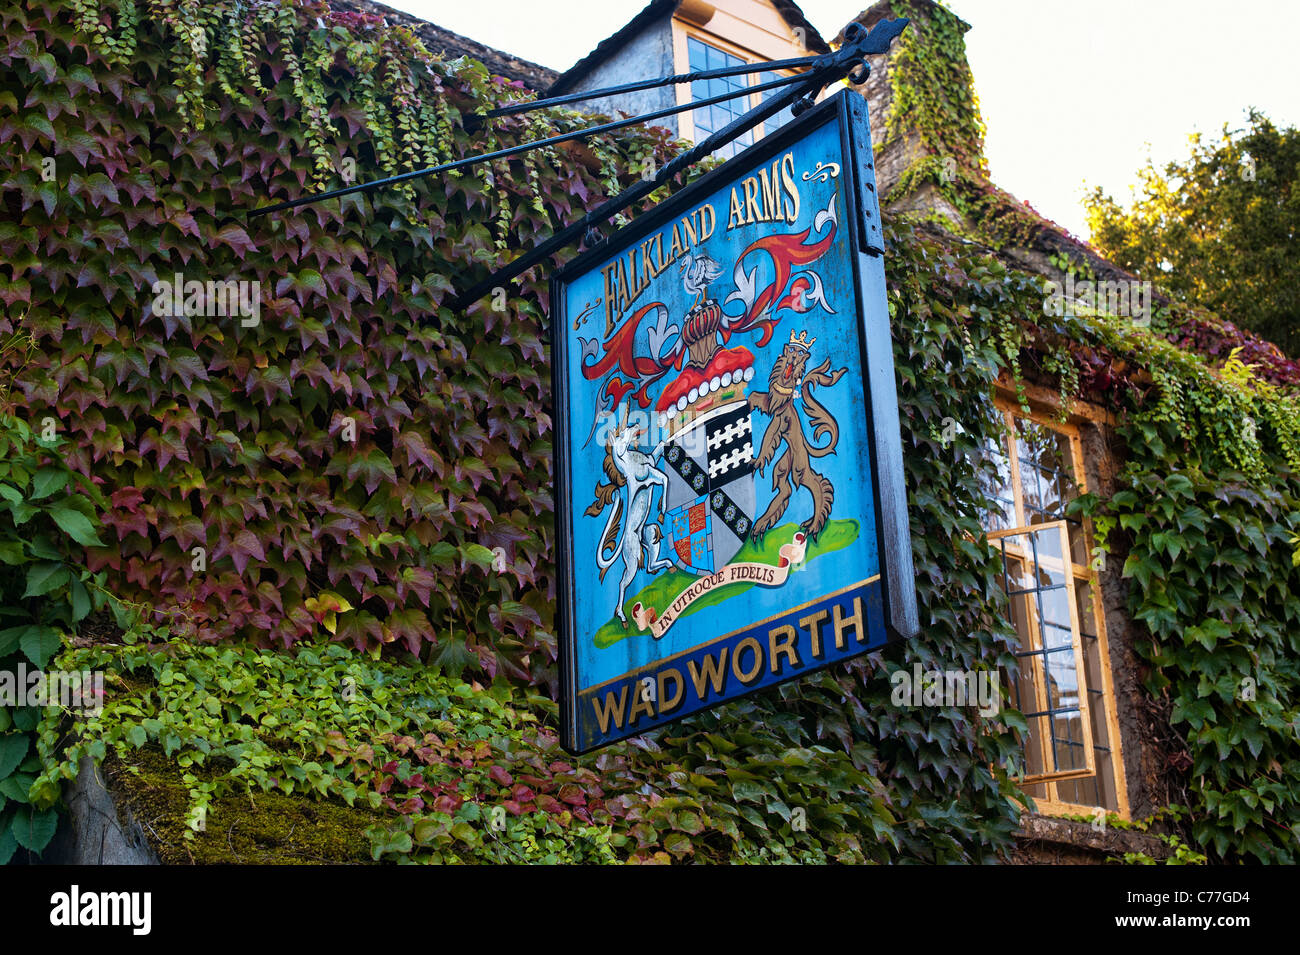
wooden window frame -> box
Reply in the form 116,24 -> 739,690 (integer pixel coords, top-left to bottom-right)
991,392 -> 1131,820
989,519 -> 1095,784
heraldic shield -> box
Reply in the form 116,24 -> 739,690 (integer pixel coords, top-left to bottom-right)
655,300 -> 758,575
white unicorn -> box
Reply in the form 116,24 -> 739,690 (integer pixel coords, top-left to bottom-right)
585,410 -> 674,627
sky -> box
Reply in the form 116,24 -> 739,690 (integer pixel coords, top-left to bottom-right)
395,0 -> 1300,238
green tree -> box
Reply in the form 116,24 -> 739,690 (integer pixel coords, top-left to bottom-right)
1084,110 -> 1300,356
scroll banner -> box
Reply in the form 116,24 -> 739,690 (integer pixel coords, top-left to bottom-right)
633,532 -> 808,639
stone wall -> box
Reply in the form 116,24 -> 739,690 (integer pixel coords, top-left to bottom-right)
1013,815 -> 1174,864
845,33 -> 921,200
1076,416 -> 1190,819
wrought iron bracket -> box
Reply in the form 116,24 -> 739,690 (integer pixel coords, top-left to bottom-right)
445,17 -> 907,312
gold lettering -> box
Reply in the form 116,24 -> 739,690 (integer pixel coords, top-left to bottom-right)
743,175 -> 763,225
781,152 -> 800,224
615,258 -> 632,319
731,637 -> 764,684
688,648 -> 729,698
592,686 -> 628,734
801,609 -> 829,657
834,597 -> 865,648
768,624 -> 801,674
727,187 -> 746,230
698,202 -> 716,242
658,667 -> 685,715
759,162 -> 779,222
639,238 -> 658,287
602,262 -> 619,335
627,249 -> 643,299
628,684 -> 655,724
652,232 -> 669,274
682,212 -> 698,248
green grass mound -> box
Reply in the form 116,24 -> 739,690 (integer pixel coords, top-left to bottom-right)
594,519 -> 861,648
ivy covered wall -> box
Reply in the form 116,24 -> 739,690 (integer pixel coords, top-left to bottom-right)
0,0 -> 1296,863
2,0 -> 684,682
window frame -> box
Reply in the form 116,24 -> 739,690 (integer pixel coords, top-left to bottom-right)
988,519 -> 1096,784
672,24 -> 801,148
990,392 -> 1132,820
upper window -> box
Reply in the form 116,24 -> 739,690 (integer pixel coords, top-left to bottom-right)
684,35 -> 797,158
687,37 -> 755,159
757,69 -> 796,137
983,398 -> 1130,819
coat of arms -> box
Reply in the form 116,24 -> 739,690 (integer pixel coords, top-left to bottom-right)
581,193 -> 847,636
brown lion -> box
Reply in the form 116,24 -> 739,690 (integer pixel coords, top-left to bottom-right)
747,330 -> 847,543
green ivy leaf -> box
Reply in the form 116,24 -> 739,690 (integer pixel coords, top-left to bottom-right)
46,506 -> 103,546
23,562 -> 68,597
0,736 -> 29,779
428,636 -> 477,678
461,544 -> 496,571
69,577 -> 92,622
30,468 -> 68,500
663,831 -> 693,857
20,625 -> 62,667
10,807 -> 57,853
0,626 -> 26,656
0,774 -> 33,803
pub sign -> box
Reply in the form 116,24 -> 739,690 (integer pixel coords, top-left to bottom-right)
551,90 -> 918,753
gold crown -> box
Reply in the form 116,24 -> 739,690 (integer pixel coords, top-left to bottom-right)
788,329 -> 815,351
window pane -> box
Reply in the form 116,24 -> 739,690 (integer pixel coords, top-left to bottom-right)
980,432 -> 1017,531
1055,578 -> 1121,811
1040,585 -> 1074,650
688,37 -> 753,158
758,70 -> 796,136
987,404 -> 1125,814
992,522 -> 1093,782
1014,417 -> 1089,565
1015,418 -> 1077,521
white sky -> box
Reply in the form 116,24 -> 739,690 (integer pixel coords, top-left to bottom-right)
398,0 -> 1300,238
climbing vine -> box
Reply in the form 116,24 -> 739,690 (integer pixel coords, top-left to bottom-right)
876,2 -> 1055,255
1064,312 -> 1300,862
6,0 -> 1299,866
883,0 -> 986,175
8,0 -> 1027,864
0,407 -> 120,863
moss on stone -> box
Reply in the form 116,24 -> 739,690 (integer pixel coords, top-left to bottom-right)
105,747 -> 382,865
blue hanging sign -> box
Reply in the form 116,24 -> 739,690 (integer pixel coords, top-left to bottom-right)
551,90 -> 918,753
